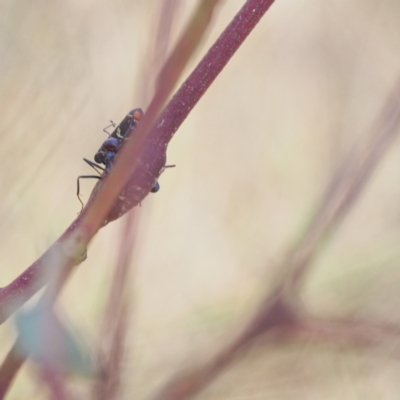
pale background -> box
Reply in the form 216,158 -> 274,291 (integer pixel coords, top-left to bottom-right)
1,0 -> 400,398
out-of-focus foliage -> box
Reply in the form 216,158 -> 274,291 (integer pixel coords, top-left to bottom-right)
16,307 -> 96,377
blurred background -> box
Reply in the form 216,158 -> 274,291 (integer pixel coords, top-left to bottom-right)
2,0 -> 400,398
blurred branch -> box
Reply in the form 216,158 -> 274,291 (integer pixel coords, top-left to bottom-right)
291,315 -> 400,351
94,208 -> 138,400
40,366 -> 74,400
141,0 -> 182,106
155,0 -> 221,93
280,76 -> 400,295
152,311 -> 400,400
150,289 -> 296,400
150,69 -> 400,400
95,299 -> 130,400
0,339 -> 27,399
95,1 -> 182,397
0,226 -> 86,324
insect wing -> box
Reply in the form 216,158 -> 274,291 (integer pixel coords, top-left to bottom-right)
111,108 -> 143,140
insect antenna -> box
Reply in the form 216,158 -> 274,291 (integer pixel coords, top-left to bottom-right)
103,120 -> 116,136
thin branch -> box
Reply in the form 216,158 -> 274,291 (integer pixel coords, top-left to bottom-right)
149,69 -> 400,400
0,0 -> 228,325
0,223 -> 86,324
151,291 -> 296,400
141,0 -> 182,106
289,315 -> 400,354
40,366 -> 74,400
95,300 -> 130,400
152,312 -> 400,400
95,1 -> 182,396
280,74 -> 400,294
0,339 -> 27,399
80,0 -> 276,231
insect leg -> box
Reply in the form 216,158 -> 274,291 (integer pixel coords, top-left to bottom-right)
103,120 -> 116,136
150,164 -> 175,194
83,158 -> 105,175
159,164 -> 176,174
77,175 -> 102,210
151,182 -> 160,193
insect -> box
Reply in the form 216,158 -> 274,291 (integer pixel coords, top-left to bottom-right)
77,108 -> 173,209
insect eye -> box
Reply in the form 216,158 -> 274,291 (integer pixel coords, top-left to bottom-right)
94,152 -> 104,163
133,110 -> 142,121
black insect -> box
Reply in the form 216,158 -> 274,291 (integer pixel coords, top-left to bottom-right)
77,108 -> 171,209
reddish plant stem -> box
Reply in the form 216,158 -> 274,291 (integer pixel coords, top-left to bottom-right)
151,311 -> 400,400
83,0 -> 224,227
0,220 -> 85,324
40,366 -> 73,400
0,339 -> 27,399
81,0 -> 276,230
155,0 -> 221,94
292,316 -> 400,349
152,0 -> 276,144
0,0 -> 275,325
282,73 -> 400,295
0,0 -> 223,325
96,210 -> 138,400
151,291 -> 295,400
141,0 -> 181,106
95,2 -> 181,396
